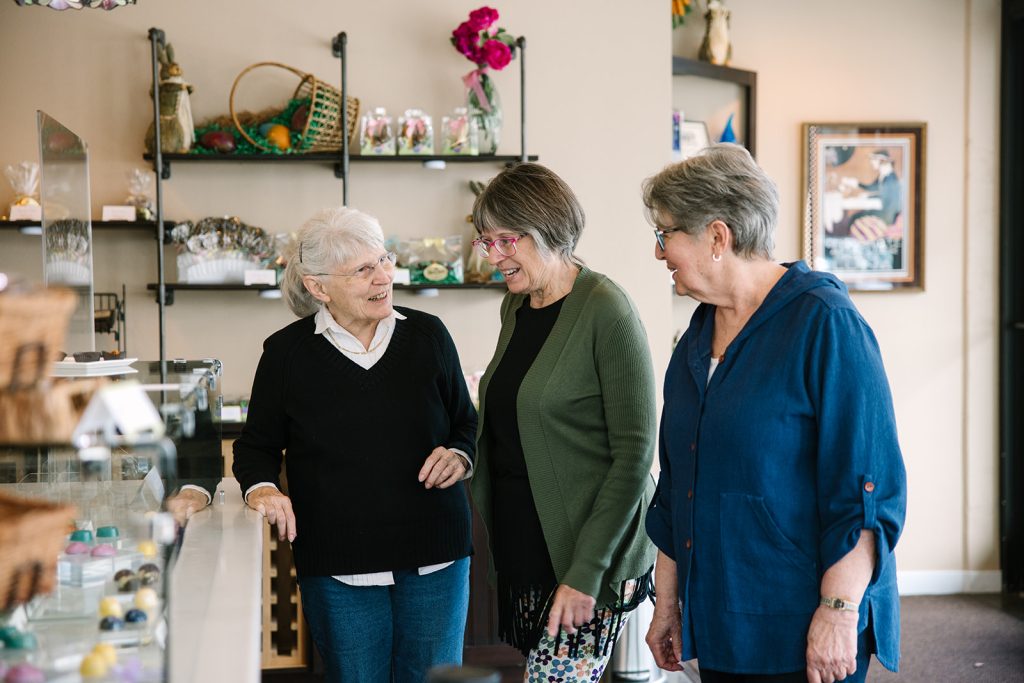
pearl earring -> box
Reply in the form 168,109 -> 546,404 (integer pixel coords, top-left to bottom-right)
712,253 -> 722,263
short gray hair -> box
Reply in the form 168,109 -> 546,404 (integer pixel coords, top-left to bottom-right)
472,162 -> 585,265
641,144 -> 778,260
281,207 -> 385,317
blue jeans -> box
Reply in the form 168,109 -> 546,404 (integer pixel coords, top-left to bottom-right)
298,557 -> 470,683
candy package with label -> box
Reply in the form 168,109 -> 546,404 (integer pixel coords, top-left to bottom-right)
396,236 -> 463,285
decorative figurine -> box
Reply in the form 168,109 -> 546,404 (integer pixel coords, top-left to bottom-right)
144,42 -> 195,154
698,0 -> 732,66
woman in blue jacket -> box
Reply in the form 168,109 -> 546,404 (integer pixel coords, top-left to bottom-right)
641,144 -> 907,683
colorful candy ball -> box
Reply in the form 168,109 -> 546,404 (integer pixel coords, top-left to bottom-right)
79,652 -> 109,678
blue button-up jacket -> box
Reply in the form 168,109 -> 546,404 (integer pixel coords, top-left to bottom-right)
646,262 -> 907,674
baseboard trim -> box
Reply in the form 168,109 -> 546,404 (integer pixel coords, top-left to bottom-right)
897,570 -> 1002,595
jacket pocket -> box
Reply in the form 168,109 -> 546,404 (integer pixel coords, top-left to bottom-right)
720,492 -> 820,615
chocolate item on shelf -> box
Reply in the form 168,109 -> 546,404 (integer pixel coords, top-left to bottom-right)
91,543 -> 116,557
137,563 -> 161,586
114,568 -> 139,592
0,627 -> 36,650
79,653 -> 109,679
99,596 -> 124,619
70,529 -> 94,543
125,608 -> 148,624
3,662 -> 45,683
91,642 -> 118,666
134,587 -> 158,613
72,351 -> 102,362
99,615 -> 125,631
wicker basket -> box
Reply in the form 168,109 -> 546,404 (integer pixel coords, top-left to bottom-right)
0,287 -> 76,391
0,377 -> 106,445
229,61 -> 360,153
0,489 -> 76,611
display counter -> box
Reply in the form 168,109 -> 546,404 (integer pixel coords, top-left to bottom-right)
169,478 -> 262,683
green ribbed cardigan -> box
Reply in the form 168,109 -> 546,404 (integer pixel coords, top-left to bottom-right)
471,267 -> 658,606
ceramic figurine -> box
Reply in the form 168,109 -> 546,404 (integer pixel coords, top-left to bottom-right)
145,43 -> 195,154
698,0 -> 732,66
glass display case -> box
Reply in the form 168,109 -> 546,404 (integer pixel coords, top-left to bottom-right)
0,442 -> 178,682
0,358 -> 225,683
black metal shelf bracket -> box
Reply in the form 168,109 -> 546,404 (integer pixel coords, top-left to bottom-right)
149,27 -> 168,372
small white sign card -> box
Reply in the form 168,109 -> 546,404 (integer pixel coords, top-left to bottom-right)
102,205 -> 137,221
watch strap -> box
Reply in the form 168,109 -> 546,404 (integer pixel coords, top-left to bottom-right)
820,596 -> 859,612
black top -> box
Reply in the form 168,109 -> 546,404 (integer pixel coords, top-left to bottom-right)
232,308 -> 478,577
484,296 -> 564,585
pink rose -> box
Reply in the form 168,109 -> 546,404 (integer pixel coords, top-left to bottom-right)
467,7 -> 499,31
481,39 -> 512,70
451,22 -> 481,60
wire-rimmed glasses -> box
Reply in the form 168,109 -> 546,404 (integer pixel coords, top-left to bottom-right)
315,252 -> 397,280
471,235 -> 525,258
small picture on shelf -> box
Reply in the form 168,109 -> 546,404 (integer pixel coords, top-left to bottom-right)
679,121 -> 711,160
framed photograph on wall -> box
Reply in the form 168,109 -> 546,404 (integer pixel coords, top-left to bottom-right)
679,121 -> 711,160
801,122 -> 926,291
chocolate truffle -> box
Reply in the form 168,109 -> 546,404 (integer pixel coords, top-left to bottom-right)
65,541 -> 91,555
99,615 -> 125,631
125,608 -> 148,624
90,543 -> 116,557
79,652 -> 109,679
91,642 -> 118,666
3,662 -> 45,683
99,596 -> 124,619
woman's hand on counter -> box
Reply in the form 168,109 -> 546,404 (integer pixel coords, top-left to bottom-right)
247,487 -> 297,542
418,446 -> 467,489
167,488 -> 211,526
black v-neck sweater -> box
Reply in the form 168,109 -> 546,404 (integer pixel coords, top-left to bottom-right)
232,307 -> 478,576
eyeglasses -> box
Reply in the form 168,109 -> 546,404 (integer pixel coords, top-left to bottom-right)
471,235 -> 525,258
653,226 -> 686,251
315,252 -> 397,280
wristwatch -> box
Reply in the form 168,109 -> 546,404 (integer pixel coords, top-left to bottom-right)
820,596 -> 859,612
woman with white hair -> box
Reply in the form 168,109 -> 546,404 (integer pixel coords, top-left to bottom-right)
232,207 -> 477,683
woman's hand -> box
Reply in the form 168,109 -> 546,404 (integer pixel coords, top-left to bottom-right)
166,488 -> 209,525
545,584 -> 596,637
418,447 -> 466,489
806,605 -> 859,683
247,487 -> 297,542
646,602 -> 684,672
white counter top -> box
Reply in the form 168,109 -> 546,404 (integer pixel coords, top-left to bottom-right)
169,478 -> 263,683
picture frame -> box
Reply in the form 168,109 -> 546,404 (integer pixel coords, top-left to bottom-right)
679,120 -> 711,160
801,122 -> 926,291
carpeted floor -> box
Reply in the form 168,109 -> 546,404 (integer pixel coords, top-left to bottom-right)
866,593 -> 1024,683
660,593 -> 1024,683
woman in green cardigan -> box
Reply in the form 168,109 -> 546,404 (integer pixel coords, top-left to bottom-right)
470,163 -> 657,681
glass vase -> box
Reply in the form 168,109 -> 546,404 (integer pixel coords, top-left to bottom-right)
466,70 -> 502,155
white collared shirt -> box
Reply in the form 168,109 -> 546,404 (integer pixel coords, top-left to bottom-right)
245,305 -> 473,586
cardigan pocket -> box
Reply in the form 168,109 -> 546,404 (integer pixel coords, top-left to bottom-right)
720,492 -> 820,615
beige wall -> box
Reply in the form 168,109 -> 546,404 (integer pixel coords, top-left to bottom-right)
0,0 -> 1001,583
